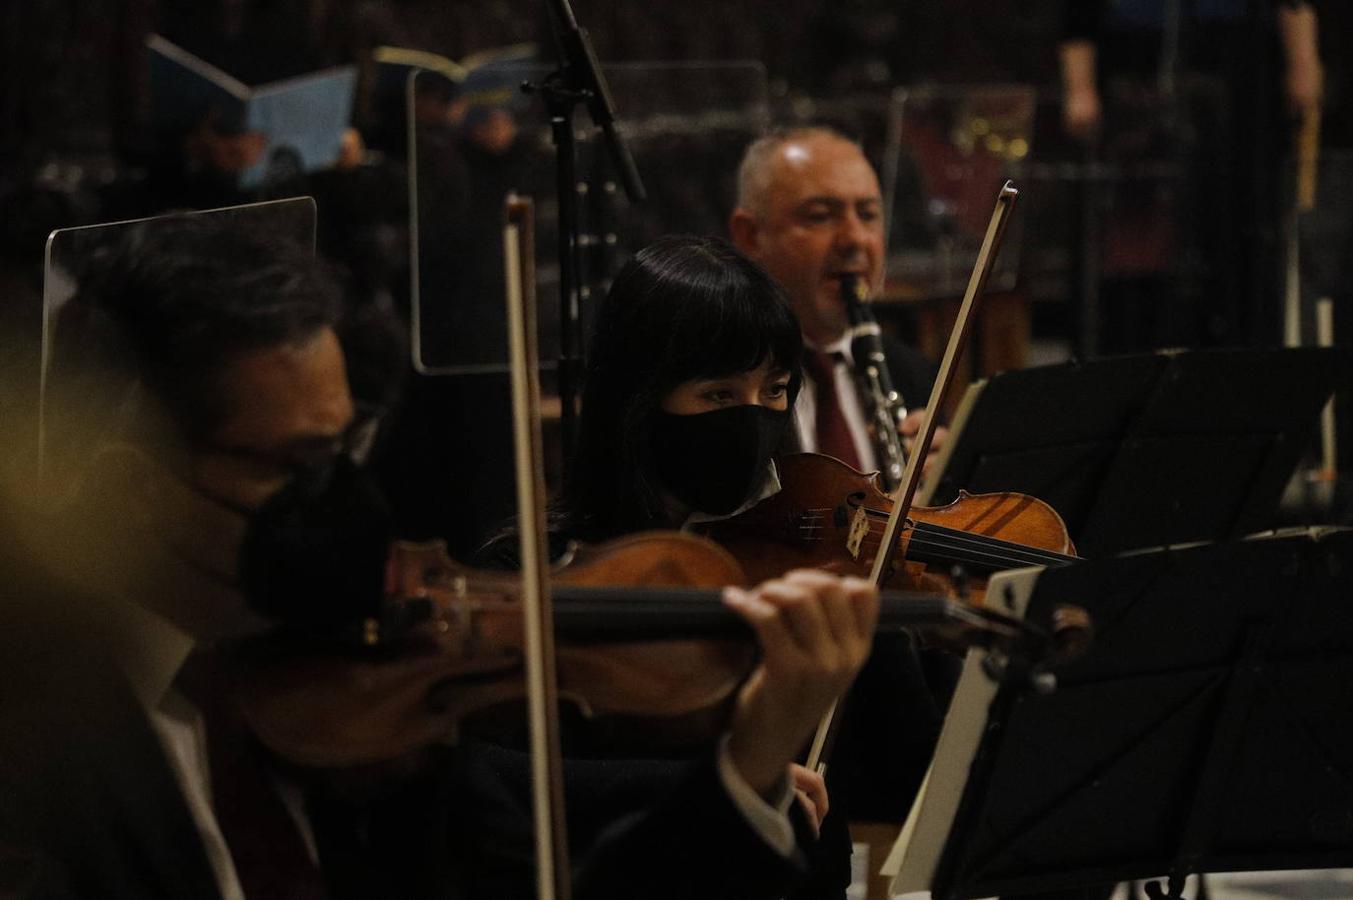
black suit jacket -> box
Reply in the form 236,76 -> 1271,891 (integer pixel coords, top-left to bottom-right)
0,599 -> 817,900
440,739 -> 815,900
0,612 -> 223,900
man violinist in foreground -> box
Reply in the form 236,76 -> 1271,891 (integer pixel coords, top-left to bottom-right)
0,215 -> 879,899
729,126 -> 962,869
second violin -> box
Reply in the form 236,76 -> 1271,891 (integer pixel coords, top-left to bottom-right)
701,452 -> 1079,606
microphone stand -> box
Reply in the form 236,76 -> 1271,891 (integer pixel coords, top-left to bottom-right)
523,0 -> 646,458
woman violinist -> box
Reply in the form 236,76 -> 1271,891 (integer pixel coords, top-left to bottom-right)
475,234 -> 947,899
552,234 -> 800,540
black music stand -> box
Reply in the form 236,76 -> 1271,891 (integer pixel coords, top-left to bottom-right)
921,348 -> 1346,557
885,528 -> 1353,899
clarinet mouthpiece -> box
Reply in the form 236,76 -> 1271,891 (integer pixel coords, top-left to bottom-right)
838,273 -> 869,306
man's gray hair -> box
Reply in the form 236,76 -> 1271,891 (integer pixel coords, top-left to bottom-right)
734,125 -> 860,216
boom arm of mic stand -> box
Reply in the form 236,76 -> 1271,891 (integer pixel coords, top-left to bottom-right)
527,0 -> 648,455
545,0 -> 647,203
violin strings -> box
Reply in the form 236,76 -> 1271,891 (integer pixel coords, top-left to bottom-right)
789,528 -> 1061,571
795,511 -> 1075,565
869,538 -> 1054,571
864,529 -> 1074,569
907,524 -> 1076,566
853,536 -> 1044,571
792,512 -> 1069,562
851,505 -> 1076,561
791,513 -> 1077,569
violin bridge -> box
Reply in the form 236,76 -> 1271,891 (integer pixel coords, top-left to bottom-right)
846,506 -> 870,561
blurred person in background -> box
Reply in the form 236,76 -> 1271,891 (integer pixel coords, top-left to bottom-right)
1057,0 -> 1321,350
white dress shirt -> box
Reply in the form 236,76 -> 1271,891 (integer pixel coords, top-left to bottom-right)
108,600 -> 318,900
109,601 -> 249,900
793,334 -> 879,472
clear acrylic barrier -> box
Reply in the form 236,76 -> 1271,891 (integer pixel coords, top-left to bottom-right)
883,84 -> 1035,300
409,61 -> 770,374
39,198 -> 316,485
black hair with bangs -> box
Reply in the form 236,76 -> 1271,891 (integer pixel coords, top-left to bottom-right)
561,234 -> 802,540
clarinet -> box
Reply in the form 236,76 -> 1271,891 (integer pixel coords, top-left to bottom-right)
841,274 -> 908,492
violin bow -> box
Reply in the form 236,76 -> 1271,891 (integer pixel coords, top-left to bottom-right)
805,181 -> 1020,776
505,194 -> 573,900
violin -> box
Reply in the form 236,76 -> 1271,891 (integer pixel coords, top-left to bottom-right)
701,453 -> 1080,607
224,531 -> 1083,770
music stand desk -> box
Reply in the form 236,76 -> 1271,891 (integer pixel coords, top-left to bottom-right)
885,528 -> 1353,899
920,348 -> 1345,557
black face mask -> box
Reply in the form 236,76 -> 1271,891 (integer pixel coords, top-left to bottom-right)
238,455 -> 394,637
649,405 -> 790,517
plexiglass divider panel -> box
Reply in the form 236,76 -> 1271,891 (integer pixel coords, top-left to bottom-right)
39,197 -> 317,489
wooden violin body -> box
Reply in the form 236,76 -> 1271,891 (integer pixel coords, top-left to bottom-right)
229,532 -> 755,768
701,453 -> 1079,605
226,526 -> 1072,769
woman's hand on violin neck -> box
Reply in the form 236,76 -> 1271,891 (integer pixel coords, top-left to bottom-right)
722,570 -> 879,798
790,764 -> 829,837
899,410 -> 949,480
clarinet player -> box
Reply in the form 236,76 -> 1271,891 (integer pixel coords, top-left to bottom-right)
728,125 -> 960,892
729,125 -> 949,478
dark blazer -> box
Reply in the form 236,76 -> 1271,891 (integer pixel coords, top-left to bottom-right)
0,633 -> 469,900
441,739 -> 814,900
0,613 -> 223,900
0,598 -> 815,900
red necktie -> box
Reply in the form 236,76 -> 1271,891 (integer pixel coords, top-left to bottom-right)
178,650 -> 329,900
803,350 -> 862,470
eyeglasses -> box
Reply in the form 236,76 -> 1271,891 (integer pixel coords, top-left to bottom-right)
196,404 -> 384,478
